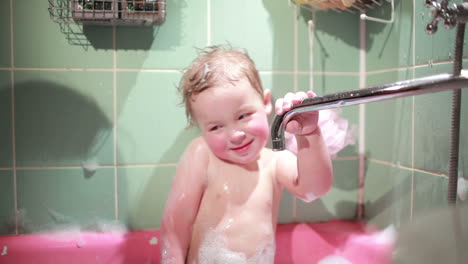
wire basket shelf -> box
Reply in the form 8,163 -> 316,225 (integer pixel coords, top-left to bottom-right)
48,0 -> 166,26
293,0 -> 384,13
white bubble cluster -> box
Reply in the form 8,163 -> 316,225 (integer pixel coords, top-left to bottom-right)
198,228 -> 275,264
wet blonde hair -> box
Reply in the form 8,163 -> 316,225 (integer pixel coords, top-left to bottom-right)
179,45 -> 263,125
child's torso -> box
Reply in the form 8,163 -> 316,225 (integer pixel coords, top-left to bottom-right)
187,149 -> 282,264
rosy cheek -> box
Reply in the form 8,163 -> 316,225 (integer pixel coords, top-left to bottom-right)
248,117 -> 270,138
204,133 -> 227,157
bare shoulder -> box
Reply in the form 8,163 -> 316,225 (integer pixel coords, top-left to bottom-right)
177,136 -> 210,182
184,136 -> 210,158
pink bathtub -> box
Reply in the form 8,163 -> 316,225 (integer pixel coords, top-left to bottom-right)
0,220 -> 392,264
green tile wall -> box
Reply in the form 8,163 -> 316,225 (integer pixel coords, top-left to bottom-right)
0,70 -> 12,168
6,0 -> 465,237
297,159 -> 359,222
366,0 -> 414,71
0,0 -> 10,68
117,166 -> 175,230
14,70 -> 114,167
115,0 -> 207,69
211,0 -> 295,72
365,69 -> 413,167
364,0 -> 468,230
14,1 -> 114,69
116,71 -> 197,165
364,161 -> 412,228
16,168 -> 115,233
311,9 -> 360,72
0,170 -> 15,235
414,64 -> 455,175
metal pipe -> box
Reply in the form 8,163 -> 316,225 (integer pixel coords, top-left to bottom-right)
271,70 -> 468,151
447,16 -> 466,205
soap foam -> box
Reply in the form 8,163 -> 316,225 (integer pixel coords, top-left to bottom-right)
198,228 -> 275,264
160,237 -> 176,264
318,255 -> 352,264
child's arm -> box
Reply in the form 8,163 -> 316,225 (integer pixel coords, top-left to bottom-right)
274,91 -> 333,202
160,137 -> 208,264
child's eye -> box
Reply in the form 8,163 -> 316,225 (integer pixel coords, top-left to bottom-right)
209,125 -> 221,131
238,113 -> 250,120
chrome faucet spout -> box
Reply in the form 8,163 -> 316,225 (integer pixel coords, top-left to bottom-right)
270,70 -> 468,151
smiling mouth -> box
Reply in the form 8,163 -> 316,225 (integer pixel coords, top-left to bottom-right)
231,140 -> 254,154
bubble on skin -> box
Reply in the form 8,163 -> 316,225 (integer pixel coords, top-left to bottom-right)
222,218 -> 234,231
318,255 -> 352,264
198,228 -> 275,264
177,193 -> 186,202
165,191 -> 186,213
161,238 -> 175,264
223,183 -> 230,194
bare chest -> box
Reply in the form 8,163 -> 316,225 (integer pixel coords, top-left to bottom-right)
189,159 -> 281,262
204,159 -> 278,214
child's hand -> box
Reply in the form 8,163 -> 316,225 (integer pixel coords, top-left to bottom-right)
275,91 -> 318,135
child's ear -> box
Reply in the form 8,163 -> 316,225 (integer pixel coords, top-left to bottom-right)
263,89 -> 272,114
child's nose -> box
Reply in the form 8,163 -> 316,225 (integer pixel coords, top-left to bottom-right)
230,130 -> 246,144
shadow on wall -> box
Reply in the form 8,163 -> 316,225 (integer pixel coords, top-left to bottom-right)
12,81 -> 112,167
294,0 -> 397,56
363,168 -> 412,223
0,80 -> 116,232
365,0 -> 410,61
56,22 -> 159,50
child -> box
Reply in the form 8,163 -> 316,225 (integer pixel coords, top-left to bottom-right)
160,45 -> 333,264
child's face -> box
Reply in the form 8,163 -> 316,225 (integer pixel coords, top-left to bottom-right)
191,77 -> 271,165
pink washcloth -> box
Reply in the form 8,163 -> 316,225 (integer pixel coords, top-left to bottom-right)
285,109 -> 356,157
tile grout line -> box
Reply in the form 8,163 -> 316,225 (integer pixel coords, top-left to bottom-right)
293,4 -> 298,93
292,5 -> 299,222
367,158 -> 450,178
1,59 -> 463,75
9,0 -> 18,235
1,67 -> 363,76
207,0 -> 211,46
7,163 -> 178,170
308,13 -> 315,93
113,25 -> 119,221
410,0 -> 416,221
366,59 -> 460,75
6,67 -> 180,72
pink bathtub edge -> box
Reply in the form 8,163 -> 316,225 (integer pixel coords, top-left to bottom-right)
0,220 -> 393,264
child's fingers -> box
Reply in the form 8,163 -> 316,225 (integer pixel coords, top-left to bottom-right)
306,90 -> 316,97
283,92 -> 295,105
282,92 -> 295,111
275,98 -> 285,115
295,91 -> 308,103
276,92 -> 312,115
285,119 -> 302,134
